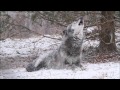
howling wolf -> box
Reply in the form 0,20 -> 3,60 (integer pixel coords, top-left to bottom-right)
26,17 -> 84,72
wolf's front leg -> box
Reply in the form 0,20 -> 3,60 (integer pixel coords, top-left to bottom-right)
26,62 -> 37,72
26,56 -> 46,72
26,60 -> 46,72
79,62 -> 86,70
75,59 -> 86,70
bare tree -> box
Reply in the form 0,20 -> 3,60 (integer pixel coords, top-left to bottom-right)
99,11 -> 117,53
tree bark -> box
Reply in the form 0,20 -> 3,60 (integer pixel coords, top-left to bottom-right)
99,11 -> 117,53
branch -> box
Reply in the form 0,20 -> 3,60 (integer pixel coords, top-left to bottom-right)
100,38 -> 114,45
43,35 -> 62,41
7,22 -> 42,36
85,19 -> 115,28
8,22 -> 63,41
86,33 -> 99,39
37,12 -> 67,27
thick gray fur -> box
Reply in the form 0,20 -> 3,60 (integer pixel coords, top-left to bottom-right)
26,17 -> 84,72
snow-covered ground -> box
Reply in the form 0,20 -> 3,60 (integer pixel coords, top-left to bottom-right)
0,34 -> 120,79
0,35 -> 100,57
0,35 -> 61,57
0,62 -> 119,79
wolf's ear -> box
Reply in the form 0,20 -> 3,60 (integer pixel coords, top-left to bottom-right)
63,30 -> 67,35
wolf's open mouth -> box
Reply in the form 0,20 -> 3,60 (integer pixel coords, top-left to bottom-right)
79,17 -> 83,25
79,21 -> 83,25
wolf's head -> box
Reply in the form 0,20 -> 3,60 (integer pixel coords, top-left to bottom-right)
63,17 -> 84,39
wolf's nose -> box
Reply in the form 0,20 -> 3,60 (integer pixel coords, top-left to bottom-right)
80,17 -> 83,20
68,29 -> 74,32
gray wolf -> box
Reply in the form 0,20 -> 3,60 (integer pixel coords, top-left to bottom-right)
26,17 -> 85,72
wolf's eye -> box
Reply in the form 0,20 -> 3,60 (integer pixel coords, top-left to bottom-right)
68,29 -> 74,32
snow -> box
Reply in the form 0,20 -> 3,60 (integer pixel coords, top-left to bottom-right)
87,26 -> 97,33
83,40 -> 99,50
0,62 -> 119,79
0,34 -> 120,79
0,35 -> 61,57
0,35 -> 99,57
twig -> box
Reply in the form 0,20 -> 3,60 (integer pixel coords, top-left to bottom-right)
38,12 -> 67,27
85,19 -> 115,28
43,35 -> 62,41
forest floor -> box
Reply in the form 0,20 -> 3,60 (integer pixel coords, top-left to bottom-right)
0,62 -> 119,79
0,30 -> 120,79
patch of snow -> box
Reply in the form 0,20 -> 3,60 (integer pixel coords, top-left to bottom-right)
0,35 -> 120,79
83,40 -> 99,50
0,35 -> 100,57
0,62 -> 119,79
86,26 -> 98,33
0,36 -> 61,57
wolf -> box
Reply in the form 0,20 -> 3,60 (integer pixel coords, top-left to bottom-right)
26,17 -> 85,72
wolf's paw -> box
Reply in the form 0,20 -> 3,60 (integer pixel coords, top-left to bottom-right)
80,66 -> 86,70
79,64 -> 86,70
26,63 -> 36,72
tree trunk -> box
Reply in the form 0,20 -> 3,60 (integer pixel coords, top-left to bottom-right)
99,11 -> 117,53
